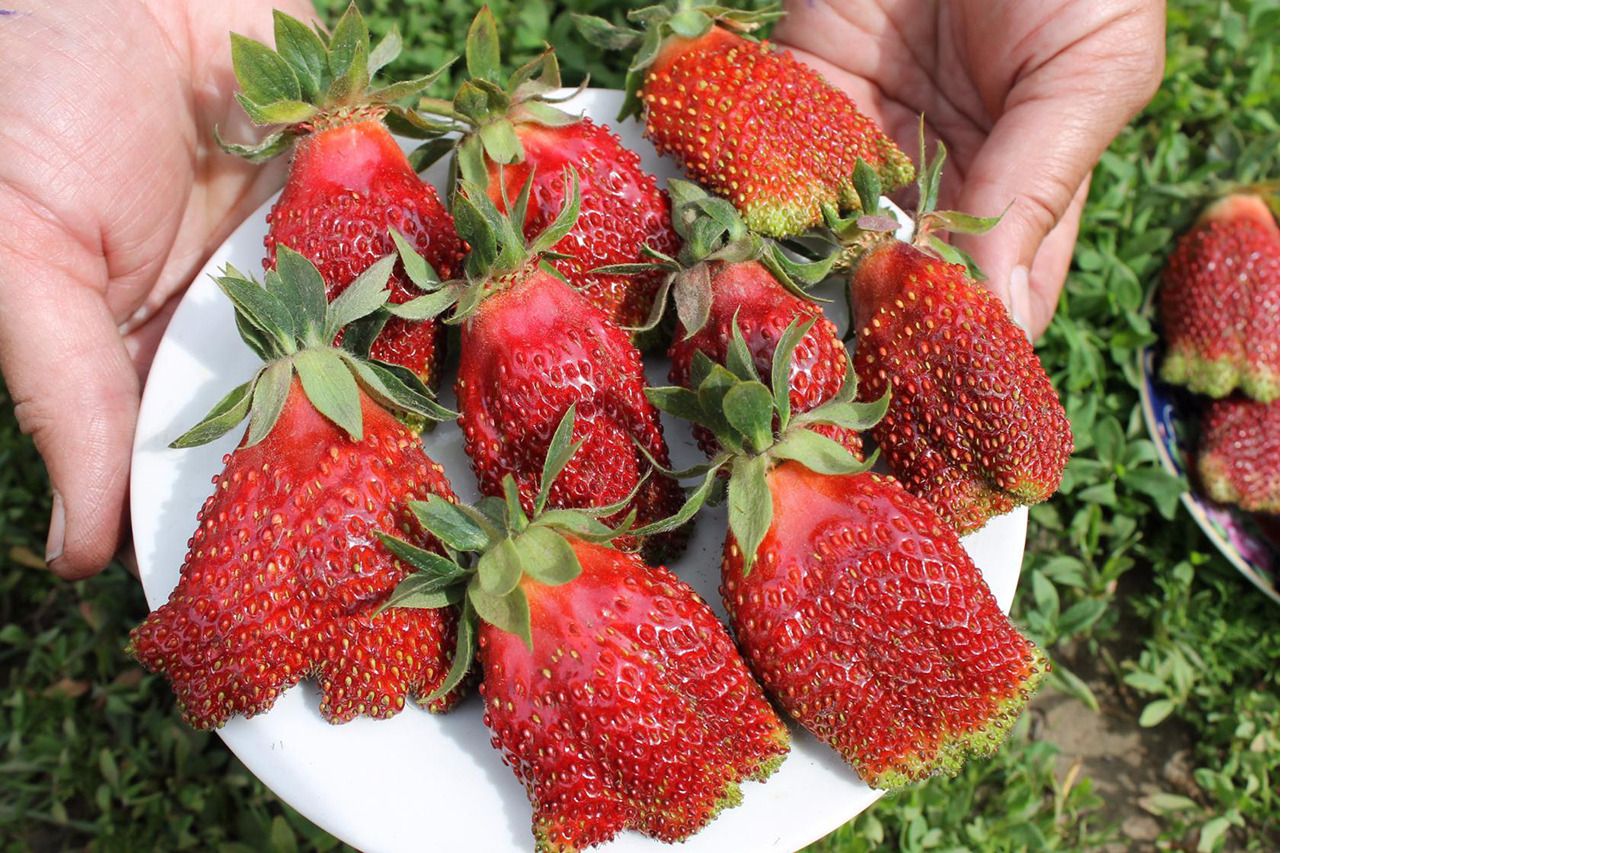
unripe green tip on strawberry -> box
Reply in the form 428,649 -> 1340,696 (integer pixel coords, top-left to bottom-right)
1157,193 -> 1280,402
574,2 -> 914,236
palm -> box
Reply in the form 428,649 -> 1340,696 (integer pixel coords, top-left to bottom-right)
775,0 -> 1165,332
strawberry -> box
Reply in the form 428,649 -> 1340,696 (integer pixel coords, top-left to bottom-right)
221,5 -> 465,386
1197,396 -> 1280,513
129,249 -> 465,729
599,180 -> 857,457
829,147 -> 1071,534
424,11 -> 680,328
1157,194 -> 1280,401
576,3 -> 914,237
643,332 -> 1046,788
379,426 -> 787,852
392,181 -> 687,562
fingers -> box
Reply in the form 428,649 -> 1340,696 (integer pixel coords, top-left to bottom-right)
952,0 -> 1166,330
1021,178 -> 1089,340
0,209 -> 139,580
950,97 -> 1092,324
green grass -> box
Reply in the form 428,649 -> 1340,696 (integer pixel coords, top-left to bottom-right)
0,0 -> 1277,850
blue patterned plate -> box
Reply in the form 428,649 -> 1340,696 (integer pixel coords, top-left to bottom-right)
1138,327 -> 1279,602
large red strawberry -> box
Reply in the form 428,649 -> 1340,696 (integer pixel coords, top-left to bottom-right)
129,250 -> 465,729
424,10 -> 679,328
222,5 -> 465,385
576,3 -> 914,237
830,149 -> 1071,534
1198,396 -> 1280,513
392,182 -> 686,561
643,334 -> 1046,788
1158,194 -> 1280,402
600,180 -> 857,457
379,436 -> 787,852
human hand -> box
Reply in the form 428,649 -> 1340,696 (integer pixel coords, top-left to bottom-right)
0,0 -> 314,579
774,0 -> 1165,338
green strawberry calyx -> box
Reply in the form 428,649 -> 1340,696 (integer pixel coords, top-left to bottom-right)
572,1 -> 784,121
170,245 -> 455,450
823,119 -> 1004,279
638,320 -> 889,573
388,173 -> 582,325
219,2 -> 456,163
594,179 -> 836,335
412,7 -> 588,178
377,406 -> 638,701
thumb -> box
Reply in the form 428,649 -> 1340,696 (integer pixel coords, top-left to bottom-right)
948,98 -> 1094,326
0,243 -> 139,581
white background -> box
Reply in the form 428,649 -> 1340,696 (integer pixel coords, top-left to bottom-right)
1290,2 -> 1620,849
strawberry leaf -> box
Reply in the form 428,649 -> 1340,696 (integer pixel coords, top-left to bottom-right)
477,540 -> 523,597
349,358 -> 457,423
380,529 -> 468,576
236,97 -> 317,126
421,606 -> 478,704
536,406 -> 583,509
366,27 -> 403,78
465,5 -> 501,82
407,497 -> 493,554
469,584 -> 532,650
634,462 -> 723,538
479,119 -> 523,166
245,359 -> 293,447
324,253 -> 395,339
271,10 -> 327,100
770,318 -> 814,419
512,527 -> 581,587
169,380 -> 253,449
672,264 -> 713,339
272,245 -> 329,343
214,273 -> 296,354
769,427 -> 876,476
374,568 -> 464,612
726,456 -> 773,575
292,348 -> 363,440
230,33 -> 300,108
723,382 -> 775,454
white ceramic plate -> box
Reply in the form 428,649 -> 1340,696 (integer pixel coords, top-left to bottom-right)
129,88 -> 1029,853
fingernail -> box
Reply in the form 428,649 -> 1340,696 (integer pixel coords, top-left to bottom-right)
1007,265 -> 1034,342
45,491 -> 65,566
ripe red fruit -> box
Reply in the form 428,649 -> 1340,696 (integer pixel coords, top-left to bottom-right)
605,181 -> 856,456
435,15 -> 680,328
265,118 -> 463,384
834,150 -> 1070,534
723,462 -> 1046,787
644,332 -> 1047,788
483,544 -> 787,849
383,460 -> 787,851
130,250 -> 465,729
1158,194 -> 1280,401
1198,397 -> 1280,513
487,118 -> 680,328
222,7 -> 465,386
668,260 -> 859,457
577,5 -> 914,237
393,184 -> 687,561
